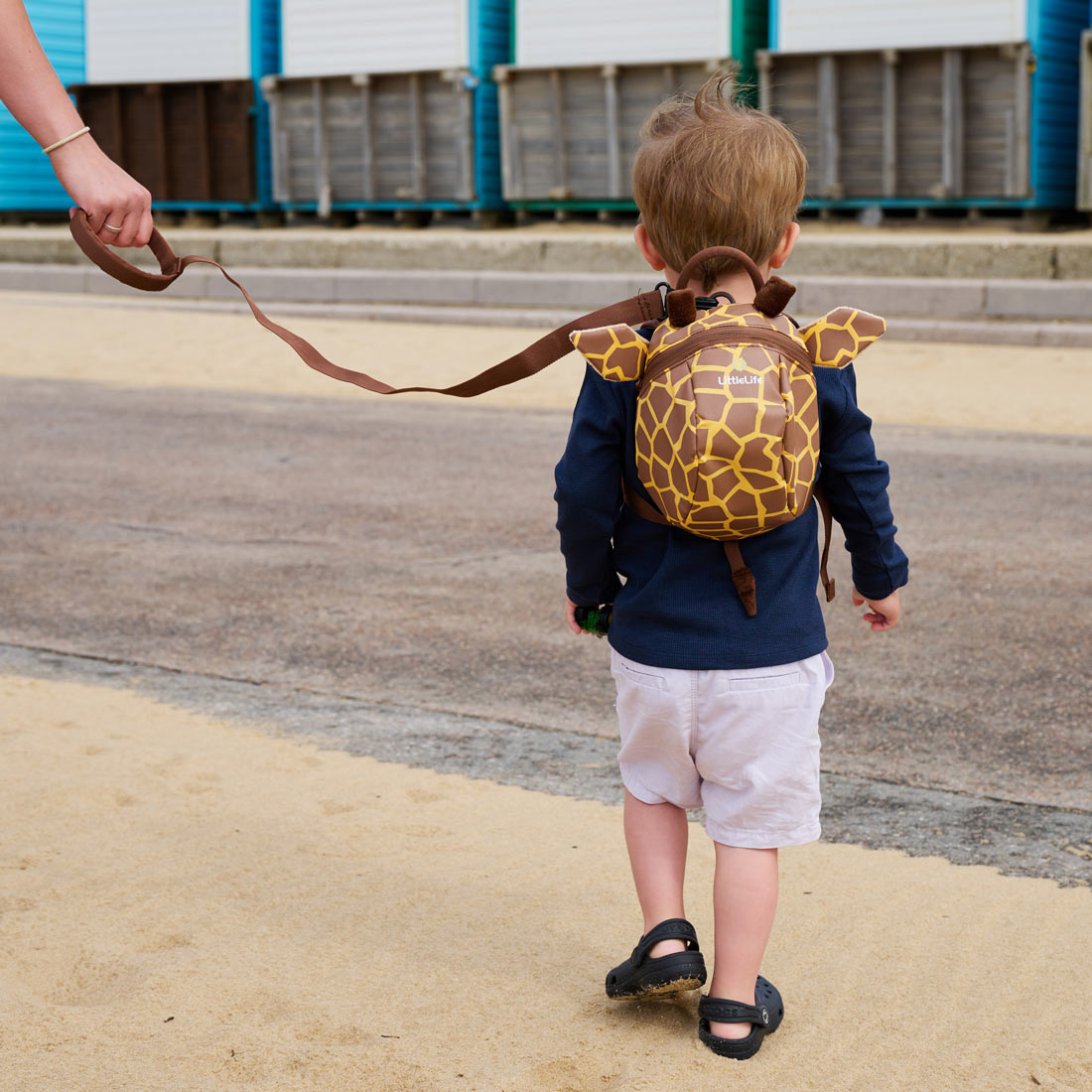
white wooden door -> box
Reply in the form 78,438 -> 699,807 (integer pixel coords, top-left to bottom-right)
280,1 -> 471,78
85,0 -> 252,83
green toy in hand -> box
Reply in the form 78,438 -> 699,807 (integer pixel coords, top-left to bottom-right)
574,604 -> 612,636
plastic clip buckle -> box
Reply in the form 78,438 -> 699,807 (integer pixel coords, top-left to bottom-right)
654,281 -> 671,321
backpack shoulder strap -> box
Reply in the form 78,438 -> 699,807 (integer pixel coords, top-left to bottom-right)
68,210 -> 667,398
622,480 -> 835,616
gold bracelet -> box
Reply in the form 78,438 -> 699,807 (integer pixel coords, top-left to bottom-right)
42,125 -> 91,155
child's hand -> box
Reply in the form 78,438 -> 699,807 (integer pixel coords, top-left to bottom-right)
851,587 -> 901,632
565,597 -> 584,635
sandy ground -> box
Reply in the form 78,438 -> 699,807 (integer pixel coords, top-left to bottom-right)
3,291 -> 1092,430
2,292 -> 1090,1090
2,676 -> 1090,1092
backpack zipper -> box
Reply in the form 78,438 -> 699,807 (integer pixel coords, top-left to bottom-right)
641,324 -> 814,389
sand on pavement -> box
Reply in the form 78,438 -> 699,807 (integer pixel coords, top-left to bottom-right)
3,292 -> 1092,431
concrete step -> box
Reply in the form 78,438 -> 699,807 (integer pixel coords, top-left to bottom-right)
2,263 -> 1090,345
3,223 -> 1092,279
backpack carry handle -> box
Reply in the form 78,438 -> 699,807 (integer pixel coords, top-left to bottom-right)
675,245 -> 796,318
674,246 -> 766,293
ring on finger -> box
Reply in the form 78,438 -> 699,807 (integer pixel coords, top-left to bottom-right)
104,223 -> 122,232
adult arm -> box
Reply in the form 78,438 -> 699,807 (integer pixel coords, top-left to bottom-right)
0,0 -> 152,246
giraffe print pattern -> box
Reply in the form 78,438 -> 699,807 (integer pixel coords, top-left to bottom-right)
569,324 -> 648,382
571,300 -> 886,541
798,307 -> 886,368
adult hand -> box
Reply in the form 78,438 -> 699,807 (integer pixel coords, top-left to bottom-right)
0,2 -> 153,247
52,136 -> 153,248
851,586 -> 901,632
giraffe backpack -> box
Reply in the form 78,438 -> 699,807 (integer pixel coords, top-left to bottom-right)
67,218 -> 882,616
570,246 -> 886,616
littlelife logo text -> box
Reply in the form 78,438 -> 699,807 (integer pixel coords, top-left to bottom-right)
718,374 -> 761,386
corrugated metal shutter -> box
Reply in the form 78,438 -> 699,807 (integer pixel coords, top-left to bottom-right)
280,1 -> 470,78
763,46 -> 1029,200
774,0 -> 1027,53
499,62 -> 718,200
73,82 -> 257,204
85,0 -> 251,84
514,0 -> 731,66
270,74 -> 475,203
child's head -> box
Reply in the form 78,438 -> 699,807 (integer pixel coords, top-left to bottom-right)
632,73 -> 806,289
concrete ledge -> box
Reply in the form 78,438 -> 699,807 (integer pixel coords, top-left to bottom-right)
204,267 -> 338,304
794,276 -> 987,319
1053,239 -> 1092,280
50,264 -> 1092,324
471,270 -> 648,309
0,263 -> 88,293
335,270 -> 477,305
158,266 -> 218,299
984,279 -> 1092,321
5,263 -> 1092,344
943,243 -> 1056,281
14,287 -> 1092,347
2,225 -> 1092,279
884,317 -> 1092,347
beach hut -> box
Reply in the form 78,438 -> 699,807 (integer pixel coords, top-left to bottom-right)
0,1 -> 84,213
760,0 -> 1088,213
497,0 -> 768,212
1078,5 -> 1092,209
68,0 -> 279,213
263,2 -> 510,217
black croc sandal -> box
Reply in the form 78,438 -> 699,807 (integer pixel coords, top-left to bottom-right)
698,976 -> 784,1060
605,918 -> 707,999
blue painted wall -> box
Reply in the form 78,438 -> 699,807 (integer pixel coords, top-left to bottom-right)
250,0 -> 281,210
0,2 -> 280,213
0,1 -> 84,211
1027,0 -> 1088,205
469,0 -> 511,208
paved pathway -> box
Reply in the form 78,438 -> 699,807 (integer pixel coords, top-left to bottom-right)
0,294 -> 1088,882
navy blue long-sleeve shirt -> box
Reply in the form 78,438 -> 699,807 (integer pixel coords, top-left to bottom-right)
554,357 -> 909,670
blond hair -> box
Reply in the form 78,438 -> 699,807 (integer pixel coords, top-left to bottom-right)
632,73 -> 807,290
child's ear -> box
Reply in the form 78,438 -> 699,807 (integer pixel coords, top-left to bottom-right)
768,221 -> 801,271
634,223 -> 667,272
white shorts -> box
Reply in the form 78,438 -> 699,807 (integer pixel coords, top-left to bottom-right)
611,649 -> 835,849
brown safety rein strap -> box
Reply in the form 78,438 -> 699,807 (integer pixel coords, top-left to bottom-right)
68,209 -> 667,399
624,482 -> 836,618
71,217 -> 837,614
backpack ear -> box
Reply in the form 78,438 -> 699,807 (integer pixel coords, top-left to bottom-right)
799,308 -> 886,368
569,324 -> 648,382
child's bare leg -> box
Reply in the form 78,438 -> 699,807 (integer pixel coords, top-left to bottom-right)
709,844 -> 778,1039
623,789 -> 689,956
